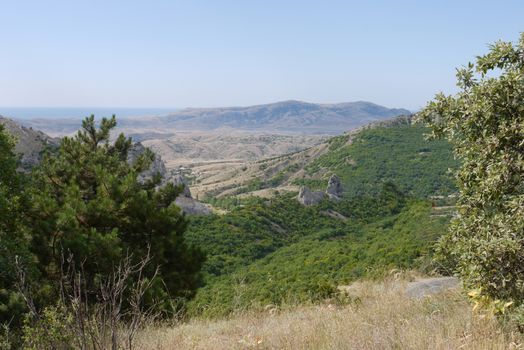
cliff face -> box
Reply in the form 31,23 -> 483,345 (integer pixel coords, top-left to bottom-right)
127,142 -> 168,183
126,143 -> 212,215
166,173 -> 211,215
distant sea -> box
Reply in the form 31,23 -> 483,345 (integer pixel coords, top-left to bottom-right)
0,107 -> 178,120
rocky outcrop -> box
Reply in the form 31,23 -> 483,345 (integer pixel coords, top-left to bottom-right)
169,174 -> 192,197
169,175 -> 211,215
297,186 -> 326,206
405,277 -> 460,299
326,174 -> 343,200
127,142 -> 168,183
297,174 -> 344,206
174,196 -> 212,216
127,143 -> 211,215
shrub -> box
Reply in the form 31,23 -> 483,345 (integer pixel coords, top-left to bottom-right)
418,33 -> 524,307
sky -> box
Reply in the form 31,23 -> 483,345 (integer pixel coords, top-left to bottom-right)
0,0 -> 522,111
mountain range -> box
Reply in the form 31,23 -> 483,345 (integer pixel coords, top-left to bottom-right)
16,100 -> 410,136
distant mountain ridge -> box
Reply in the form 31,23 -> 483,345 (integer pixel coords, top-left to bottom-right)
17,100 -> 410,136
148,100 -> 410,134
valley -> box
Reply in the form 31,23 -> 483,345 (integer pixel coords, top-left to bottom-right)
3,100 -> 412,200
0,99 -> 515,348
2,4 -> 522,348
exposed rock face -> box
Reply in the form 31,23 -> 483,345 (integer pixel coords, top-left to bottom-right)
127,142 -> 167,183
0,116 -> 59,171
169,174 -> 192,197
168,174 -> 211,215
297,174 -> 344,206
127,143 -> 211,215
326,174 -> 343,200
297,186 -> 326,206
174,196 -> 212,216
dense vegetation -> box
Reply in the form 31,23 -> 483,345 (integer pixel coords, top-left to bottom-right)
27,116 -> 204,310
295,120 -> 458,198
0,117 -> 204,347
0,124 -> 31,329
185,186 -> 449,317
181,120 -> 459,317
0,114 -> 460,347
419,34 -> 524,316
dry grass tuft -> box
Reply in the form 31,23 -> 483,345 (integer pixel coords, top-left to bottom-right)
136,277 -> 523,349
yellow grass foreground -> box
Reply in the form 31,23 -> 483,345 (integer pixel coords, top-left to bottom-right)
136,278 -> 523,350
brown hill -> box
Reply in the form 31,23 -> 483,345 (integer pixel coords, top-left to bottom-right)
0,116 -> 59,170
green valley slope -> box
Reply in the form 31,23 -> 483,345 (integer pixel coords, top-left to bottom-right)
183,117 -> 459,317
196,116 -> 458,201
186,194 -> 449,317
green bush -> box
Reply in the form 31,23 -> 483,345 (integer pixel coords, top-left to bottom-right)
418,33 -> 524,308
22,306 -> 74,350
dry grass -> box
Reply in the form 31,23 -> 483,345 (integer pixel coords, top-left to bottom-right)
136,278 -> 523,350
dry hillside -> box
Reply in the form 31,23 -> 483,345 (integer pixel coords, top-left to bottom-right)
135,275 -> 522,350
0,116 -> 59,170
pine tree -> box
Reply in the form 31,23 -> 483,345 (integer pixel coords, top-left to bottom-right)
28,116 -> 204,311
0,124 -> 31,327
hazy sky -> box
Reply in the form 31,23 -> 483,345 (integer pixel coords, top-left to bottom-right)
1,0 -> 522,110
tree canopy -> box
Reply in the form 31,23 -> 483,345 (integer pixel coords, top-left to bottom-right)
418,34 -> 524,307
27,116 -> 204,310
0,124 -> 31,327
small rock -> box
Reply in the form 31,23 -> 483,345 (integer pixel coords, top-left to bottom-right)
297,186 -> 326,206
405,277 -> 460,299
174,196 -> 212,215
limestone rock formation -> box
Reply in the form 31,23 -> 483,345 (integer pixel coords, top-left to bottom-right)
169,174 -> 192,197
168,174 -> 211,215
297,186 -> 326,206
174,196 -> 212,216
326,174 -> 343,200
127,143 -> 211,215
127,142 -> 167,183
297,174 -> 344,206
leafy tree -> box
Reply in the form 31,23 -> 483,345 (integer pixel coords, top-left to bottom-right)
418,34 -> 524,305
28,116 -> 204,311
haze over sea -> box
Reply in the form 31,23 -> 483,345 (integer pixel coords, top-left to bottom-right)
0,107 -> 178,120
